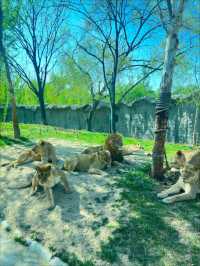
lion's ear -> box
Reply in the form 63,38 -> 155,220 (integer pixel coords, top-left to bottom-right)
39,140 -> 45,146
46,164 -> 51,170
176,150 -> 183,156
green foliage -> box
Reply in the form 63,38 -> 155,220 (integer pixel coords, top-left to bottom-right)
16,85 -> 38,105
173,85 -> 200,106
116,83 -> 157,103
46,56 -> 92,105
0,70 -> 8,105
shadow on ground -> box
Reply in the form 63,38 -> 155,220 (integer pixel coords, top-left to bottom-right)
98,165 -> 200,266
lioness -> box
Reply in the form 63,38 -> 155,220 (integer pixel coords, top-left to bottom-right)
64,150 -> 111,175
31,163 -> 70,209
3,140 -> 57,167
170,150 -> 186,171
158,150 -> 200,203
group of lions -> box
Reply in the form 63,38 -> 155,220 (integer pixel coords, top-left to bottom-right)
158,149 -> 200,203
3,135 -> 200,208
3,133 -> 141,209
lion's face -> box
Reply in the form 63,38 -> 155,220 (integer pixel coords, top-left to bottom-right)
32,144 -> 41,153
174,151 -> 186,168
36,164 -> 51,182
106,133 -> 123,151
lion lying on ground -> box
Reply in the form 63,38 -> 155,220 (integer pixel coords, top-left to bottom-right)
31,163 -> 70,209
64,150 -> 111,175
158,150 -> 200,203
82,133 -> 142,163
2,140 -> 57,167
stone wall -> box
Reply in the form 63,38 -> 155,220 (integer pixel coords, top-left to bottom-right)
1,98 -> 199,144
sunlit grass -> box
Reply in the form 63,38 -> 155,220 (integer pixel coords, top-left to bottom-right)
0,122 -> 193,158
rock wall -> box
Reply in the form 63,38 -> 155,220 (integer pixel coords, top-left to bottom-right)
0,98 -> 199,144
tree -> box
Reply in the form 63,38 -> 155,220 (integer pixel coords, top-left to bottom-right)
67,0 -> 162,133
64,52 -> 107,131
151,0 -> 185,180
9,0 -> 66,124
0,0 -> 20,138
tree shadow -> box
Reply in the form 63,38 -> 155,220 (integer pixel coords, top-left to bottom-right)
0,136 -> 32,146
98,167 -> 200,265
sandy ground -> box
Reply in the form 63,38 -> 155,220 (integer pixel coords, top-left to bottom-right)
0,139 -> 150,265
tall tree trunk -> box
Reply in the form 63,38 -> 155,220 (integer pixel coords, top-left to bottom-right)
152,12 -> 184,180
110,101 -> 117,133
109,82 -> 117,133
193,105 -> 200,145
38,91 -> 47,125
0,0 -> 20,139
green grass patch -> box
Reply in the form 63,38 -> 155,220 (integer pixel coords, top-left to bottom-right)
0,123 -> 193,159
98,166 -> 200,265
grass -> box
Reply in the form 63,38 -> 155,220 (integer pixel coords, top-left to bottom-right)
1,122 -> 200,265
98,165 -> 200,266
0,122 -> 193,158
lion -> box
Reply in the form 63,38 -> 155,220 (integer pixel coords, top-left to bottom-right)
37,140 -> 57,164
82,133 -> 124,162
64,150 -> 111,175
169,149 -> 198,173
158,149 -> 200,203
82,133 -> 143,166
82,133 -> 123,162
31,163 -> 70,209
3,140 -> 57,167
170,150 -> 186,172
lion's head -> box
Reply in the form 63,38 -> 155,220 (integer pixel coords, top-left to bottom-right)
173,150 -> 186,169
104,133 -> 123,162
36,163 -> 51,183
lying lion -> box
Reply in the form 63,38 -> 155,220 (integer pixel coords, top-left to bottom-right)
82,133 -> 142,163
64,150 -> 111,175
2,140 -> 57,167
158,150 -> 200,203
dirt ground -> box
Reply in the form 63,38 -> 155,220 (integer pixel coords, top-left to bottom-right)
0,139 -> 150,265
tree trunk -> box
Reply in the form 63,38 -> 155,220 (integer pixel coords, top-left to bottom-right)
152,0 -> 185,180
38,92 -> 47,125
87,100 -> 99,131
110,101 -> 117,133
0,0 -> 20,139
109,81 -> 117,133
152,32 -> 180,180
193,105 -> 200,145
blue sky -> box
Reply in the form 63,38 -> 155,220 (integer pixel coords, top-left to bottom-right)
11,0 -> 200,92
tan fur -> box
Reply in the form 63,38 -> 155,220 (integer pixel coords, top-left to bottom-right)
122,144 -> 144,155
31,163 -> 70,209
82,134 -> 143,164
36,140 -> 57,164
6,140 -> 57,167
64,150 -> 111,175
82,133 -> 124,163
170,150 -> 186,171
158,149 -> 200,203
